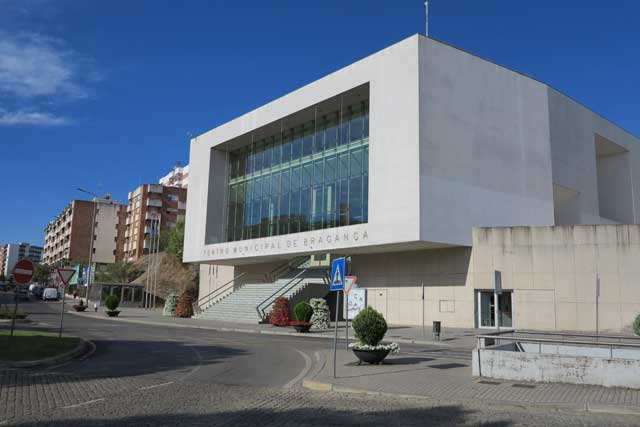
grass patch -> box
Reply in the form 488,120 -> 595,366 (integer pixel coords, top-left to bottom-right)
0,308 -> 28,319
0,330 -> 81,362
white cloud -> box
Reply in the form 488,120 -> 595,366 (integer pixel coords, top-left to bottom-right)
0,32 -> 89,99
0,109 -> 69,126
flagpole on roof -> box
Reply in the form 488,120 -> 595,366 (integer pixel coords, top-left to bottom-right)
425,1 -> 429,37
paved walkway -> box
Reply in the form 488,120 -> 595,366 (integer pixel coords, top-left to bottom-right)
305,347 -> 640,415
66,306 -> 480,349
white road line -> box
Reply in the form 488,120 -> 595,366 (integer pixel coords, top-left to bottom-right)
283,349 -> 313,389
139,381 -> 174,390
177,344 -> 204,382
61,398 -> 105,409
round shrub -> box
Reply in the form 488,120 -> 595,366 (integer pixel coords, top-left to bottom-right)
269,296 -> 290,326
105,294 -> 120,311
634,314 -> 640,336
309,298 -> 330,330
163,293 -> 180,317
175,292 -> 194,318
294,301 -> 313,323
352,306 -> 387,346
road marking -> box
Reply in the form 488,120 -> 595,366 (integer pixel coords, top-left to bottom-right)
283,349 -> 312,389
177,344 -> 204,382
61,398 -> 105,409
139,381 -> 174,390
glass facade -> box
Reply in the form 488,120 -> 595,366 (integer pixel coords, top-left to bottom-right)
224,99 -> 369,242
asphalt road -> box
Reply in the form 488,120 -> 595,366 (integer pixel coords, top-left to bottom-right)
2,299 -> 640,426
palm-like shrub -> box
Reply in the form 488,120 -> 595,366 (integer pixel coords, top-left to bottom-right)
309,298 -> 330,330
269,296 -> 290,326
352,306 -> 387,346
294,301 -> 313,323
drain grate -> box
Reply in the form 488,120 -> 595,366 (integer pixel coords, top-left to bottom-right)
477,380 -> 501,385
512,383 -> 536,389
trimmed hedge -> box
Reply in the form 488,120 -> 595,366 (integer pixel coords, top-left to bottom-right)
105,295 -> 120,311
634,314 -> 640,336
294,301 -> 313,323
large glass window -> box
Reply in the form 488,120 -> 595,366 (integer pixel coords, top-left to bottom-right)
224,97 -> 369,242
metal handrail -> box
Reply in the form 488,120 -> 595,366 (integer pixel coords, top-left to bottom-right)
267,256 -> 308,282
505,330 -> 640,342
197,272 -> 247,310
255,269 -> 308,321
476,334 -> 640,350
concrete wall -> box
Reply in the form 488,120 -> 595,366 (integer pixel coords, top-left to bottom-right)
548,89 -> 640,225
472,225 -> 640,333
473,347 -> 640,389
419,38 -> 555,246
351,247 -> 475,327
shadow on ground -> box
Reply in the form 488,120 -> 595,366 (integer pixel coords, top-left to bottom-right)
10,406 -> 512,426
0,339 -> 248,388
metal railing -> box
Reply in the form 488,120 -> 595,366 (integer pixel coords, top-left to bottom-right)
255,269 -> 308,321
266,256 -> 309,283
197,272 -> 247,311
476,331 -> 640,361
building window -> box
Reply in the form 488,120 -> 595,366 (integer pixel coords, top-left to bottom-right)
223,95 -> 369,242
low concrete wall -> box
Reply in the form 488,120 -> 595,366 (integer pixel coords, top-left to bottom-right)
473,346 -> 640,389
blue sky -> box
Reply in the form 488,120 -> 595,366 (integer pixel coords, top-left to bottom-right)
0,0 -> 638,245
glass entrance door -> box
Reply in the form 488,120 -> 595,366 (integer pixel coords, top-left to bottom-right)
477,291 -> 512,328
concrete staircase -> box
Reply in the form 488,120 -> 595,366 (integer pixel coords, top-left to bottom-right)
195,268 -> 328,324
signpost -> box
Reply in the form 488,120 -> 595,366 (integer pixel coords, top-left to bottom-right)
330,257 -> 345,378
56,268 -> 76,338
10,259 -> 34,338
343,276 -> 357,349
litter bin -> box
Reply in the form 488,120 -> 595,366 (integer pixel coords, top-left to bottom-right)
432,321 -> 441,340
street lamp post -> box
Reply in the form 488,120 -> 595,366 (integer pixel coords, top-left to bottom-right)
77,188 -> 99,306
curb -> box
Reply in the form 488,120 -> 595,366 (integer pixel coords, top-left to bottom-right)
1,337 -> 95,369
301,379 -> 640,417
65,311 -> 452,348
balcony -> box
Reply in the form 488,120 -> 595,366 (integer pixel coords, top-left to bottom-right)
147,184 -> 163,194
147,198 -> 162,208
145,212 -> 162,221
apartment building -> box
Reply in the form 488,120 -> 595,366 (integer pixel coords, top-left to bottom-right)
123,184 -> 187,262
0,242 -> 43,277
44,197 -> 127,265
159,163 -> 189,188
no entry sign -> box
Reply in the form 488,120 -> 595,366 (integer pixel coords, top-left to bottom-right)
13,259 -> 34,284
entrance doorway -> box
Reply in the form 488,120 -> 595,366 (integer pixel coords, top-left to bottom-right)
477,290 -> 512,328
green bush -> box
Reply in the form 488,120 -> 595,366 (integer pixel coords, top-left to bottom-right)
294,301 -> 313,322
352,306 -> 387,346
105,295 -> 120,311
634,314 -> 640,336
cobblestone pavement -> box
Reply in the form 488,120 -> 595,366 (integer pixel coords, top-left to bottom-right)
4,380 -> 640,427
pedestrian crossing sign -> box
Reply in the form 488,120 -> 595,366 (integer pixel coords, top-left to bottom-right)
330,257 -> 346,291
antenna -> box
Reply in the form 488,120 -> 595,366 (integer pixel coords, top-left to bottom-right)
425,1 -> 429,37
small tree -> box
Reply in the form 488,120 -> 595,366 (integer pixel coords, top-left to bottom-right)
175,291 -> 194,318
634,314 -> 640,336
352,307 -> 387,346
105,295 -> 120,312
309,298 -> 330,330
163,294 -> 180,317
96,262 -> 137,284
166,220 -> 185,262
33,264 -> 53,284
269,296 -> 290,326
294,301 -> 313,323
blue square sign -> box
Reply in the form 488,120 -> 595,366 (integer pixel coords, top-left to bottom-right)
330,257 -> 346,291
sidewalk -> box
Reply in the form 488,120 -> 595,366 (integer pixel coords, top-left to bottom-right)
66,307 -> 480,349
304,347 -> 640,416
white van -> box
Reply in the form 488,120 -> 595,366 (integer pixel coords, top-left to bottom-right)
42,288 -> 59,301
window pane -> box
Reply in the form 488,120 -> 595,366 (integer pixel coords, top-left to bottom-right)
302,129 -> 313,157
350,116 -> 363,142
350,148 -> 363,177
349,176 -> 362,224
291,166 -> 301,190
281,170 -> 290,193
339,153 -> 349,179
302,163 -> 313,188
292,131 -> 302,160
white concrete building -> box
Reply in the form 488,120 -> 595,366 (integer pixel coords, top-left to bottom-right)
159,163 -> 189,188
0,243 -> 43,277
184,35 -> 640,331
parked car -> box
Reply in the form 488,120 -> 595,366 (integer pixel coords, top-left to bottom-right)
30,285 -> 44,298
42,288 -> 59,301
